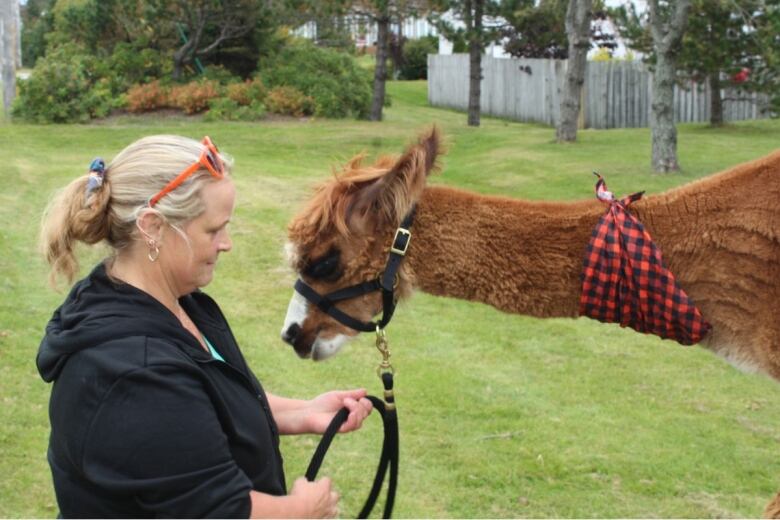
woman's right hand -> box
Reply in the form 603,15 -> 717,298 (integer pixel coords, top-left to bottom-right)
288,477 -> 340,518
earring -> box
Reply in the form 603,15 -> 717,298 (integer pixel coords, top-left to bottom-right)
147,239 -> 160,262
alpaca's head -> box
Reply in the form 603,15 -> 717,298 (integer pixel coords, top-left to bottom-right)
281,127 -> 442,360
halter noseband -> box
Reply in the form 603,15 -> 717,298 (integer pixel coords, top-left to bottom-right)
294,207 -> 416,333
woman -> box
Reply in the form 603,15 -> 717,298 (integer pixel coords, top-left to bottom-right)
36,135 -> 372,518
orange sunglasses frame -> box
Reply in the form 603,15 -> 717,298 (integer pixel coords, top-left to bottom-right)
148,136 -> 225,207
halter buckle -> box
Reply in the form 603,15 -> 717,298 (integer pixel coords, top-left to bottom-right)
390,227 -> 411,256
378,271 -> 400,290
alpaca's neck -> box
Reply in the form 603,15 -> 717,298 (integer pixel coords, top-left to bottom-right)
407,186 -> 604,318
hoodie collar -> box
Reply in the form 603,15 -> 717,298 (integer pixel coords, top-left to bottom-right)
37,262 -> 216,382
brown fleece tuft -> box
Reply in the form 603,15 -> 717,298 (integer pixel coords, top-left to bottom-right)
765,492 -> 780,518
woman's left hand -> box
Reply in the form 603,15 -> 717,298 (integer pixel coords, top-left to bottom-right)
305,389 -> 373,434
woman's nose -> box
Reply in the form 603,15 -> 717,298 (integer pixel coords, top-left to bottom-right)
219,231 -> 232,252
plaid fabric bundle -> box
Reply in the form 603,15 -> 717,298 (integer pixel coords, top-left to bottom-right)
579,174 -> 711,345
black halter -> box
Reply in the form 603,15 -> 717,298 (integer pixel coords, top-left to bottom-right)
294,207 -> 416,333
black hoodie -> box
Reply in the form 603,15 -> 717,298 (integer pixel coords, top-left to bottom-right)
37,263 -> 286,518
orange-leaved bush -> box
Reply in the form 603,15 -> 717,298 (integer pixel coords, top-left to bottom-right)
226,78 -> 267,106
169,80 -> 221,114
264,86 -> 314,117
125,81 -> 170,113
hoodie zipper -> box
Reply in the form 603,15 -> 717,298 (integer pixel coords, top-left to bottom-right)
193,354 -> 279,437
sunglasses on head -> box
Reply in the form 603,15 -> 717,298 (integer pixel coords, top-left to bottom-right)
148,136 -> 225,207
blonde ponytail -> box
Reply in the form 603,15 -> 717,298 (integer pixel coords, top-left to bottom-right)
41,174 -> 112,287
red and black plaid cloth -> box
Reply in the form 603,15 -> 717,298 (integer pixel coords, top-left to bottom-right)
579,174 -> 711,345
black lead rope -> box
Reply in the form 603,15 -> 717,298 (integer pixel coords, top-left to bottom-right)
305,372 -> 398,519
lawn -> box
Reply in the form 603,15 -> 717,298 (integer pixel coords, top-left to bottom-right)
2,80 -> 780,518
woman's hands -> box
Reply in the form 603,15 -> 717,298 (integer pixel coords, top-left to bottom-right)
253,390 -> 373,518
305,389 -> 374,434
266,389 -> 373,435
249,478 -> 338,518
288,477 -> 339,518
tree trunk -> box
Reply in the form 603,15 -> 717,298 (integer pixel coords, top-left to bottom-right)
173,37 -> 196,81
708,73 -> 723,126
0,0 -> 19,116
556,0 -> 593,143
649,0 -> 691,173
650,52 -> 680,172
370,14 -> 390,121
173,53 -> 185,81
467,0 -> 483,127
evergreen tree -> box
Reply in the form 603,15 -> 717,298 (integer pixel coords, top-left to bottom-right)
613,0 -> 766,126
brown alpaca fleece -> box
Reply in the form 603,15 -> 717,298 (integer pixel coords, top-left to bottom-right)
765,491 -> 780,518
286,128 -> 780,380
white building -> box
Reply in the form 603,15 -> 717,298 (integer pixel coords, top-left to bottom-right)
292,14 -> 439,50
292,4 -> 641,60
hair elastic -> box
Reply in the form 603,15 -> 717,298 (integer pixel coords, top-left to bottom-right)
85,158 -> 106,198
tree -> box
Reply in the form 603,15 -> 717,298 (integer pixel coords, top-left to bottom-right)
349,1 -> 429,121
678,1 -> 762,125
361,0 -> 393,121
20,0 -> 54,67
432,0 -> 502,126
613,0 -> 764,127
1,0 -> 20,116
749,0 -> 780,115
556,0 -> 593,142
500,0 -> 614,59
648,0 -> 691,173
158,0 -> 258,80
464,0 -> 484,126
43,0 -> 174,56
501,0 -> 568,58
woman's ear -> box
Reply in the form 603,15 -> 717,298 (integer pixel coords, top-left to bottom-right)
135,209 -> 166,242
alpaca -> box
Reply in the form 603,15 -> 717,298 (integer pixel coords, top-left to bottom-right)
282,127 -> 780,380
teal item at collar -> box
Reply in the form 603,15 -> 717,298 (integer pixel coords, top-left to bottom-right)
202,335 -> 225,362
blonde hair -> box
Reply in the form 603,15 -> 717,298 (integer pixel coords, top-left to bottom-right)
40,135 -> 233,288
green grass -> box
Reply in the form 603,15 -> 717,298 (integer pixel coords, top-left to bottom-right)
2,80 -> 780,518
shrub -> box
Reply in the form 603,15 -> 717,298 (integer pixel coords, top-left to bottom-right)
399,36 -> 438,80
204,97 -> 267,121
264,86 -> 315,117
169,80 -> 222,114
125,81 -> 170,113
259,39 -> 371,119
202,65 -> 240,85
107,42 -> 172,94
86,78 -> 120,118
226,79 -> 267,106
12,43 -> 117,123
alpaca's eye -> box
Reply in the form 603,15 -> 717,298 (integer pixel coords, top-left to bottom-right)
304,248 -> 343,282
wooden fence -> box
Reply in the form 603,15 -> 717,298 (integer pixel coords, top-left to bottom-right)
428,54 -> 769,129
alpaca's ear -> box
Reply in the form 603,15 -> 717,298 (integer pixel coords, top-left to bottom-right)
350,126 -> 442,229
